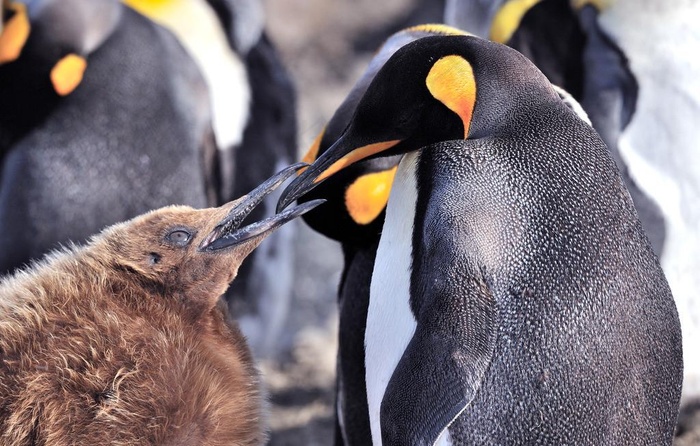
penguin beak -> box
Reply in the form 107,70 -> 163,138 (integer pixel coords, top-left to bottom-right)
199,163 -> 324,251
277,135 -> 401,212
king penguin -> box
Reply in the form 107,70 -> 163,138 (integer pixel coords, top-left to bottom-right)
0,163 -> 322,445
444,0 -> 666,255
446,0 -> 700,421
297,24 -> 468,446
279,34 -> 682,445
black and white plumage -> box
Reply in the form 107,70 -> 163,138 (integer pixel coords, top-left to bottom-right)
279,34 -> 682,445
0,0 -> 214,275
296,24 -> 469,445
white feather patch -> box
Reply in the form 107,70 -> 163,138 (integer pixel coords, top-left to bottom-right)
365,152 -> 419,446
131,0 -> 251,150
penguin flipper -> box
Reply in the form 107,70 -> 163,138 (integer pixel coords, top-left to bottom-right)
380,277 -> 497,445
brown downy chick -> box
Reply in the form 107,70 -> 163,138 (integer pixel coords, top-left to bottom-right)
0,163 -> 322,446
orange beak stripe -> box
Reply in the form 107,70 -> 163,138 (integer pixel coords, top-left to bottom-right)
0,2 -> 30,64
302,127 -> 325,164
314,139 -> 401,184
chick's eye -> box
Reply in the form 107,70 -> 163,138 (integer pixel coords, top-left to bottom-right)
166,229 -> 192,246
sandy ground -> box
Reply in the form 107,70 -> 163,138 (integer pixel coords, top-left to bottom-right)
255,1 -> 700,444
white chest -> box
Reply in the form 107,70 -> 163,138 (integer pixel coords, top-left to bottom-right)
365,152 -> 420,446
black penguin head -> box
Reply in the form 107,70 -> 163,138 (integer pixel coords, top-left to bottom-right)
278,33 -> 556,212
296,24 -> 469,243
0,0 -> 121,144
98,163 -> 322,310
0,0 -> 121,88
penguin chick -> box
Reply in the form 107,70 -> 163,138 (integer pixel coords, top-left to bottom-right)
279,35 -> 682,445
0,164 -> 322,446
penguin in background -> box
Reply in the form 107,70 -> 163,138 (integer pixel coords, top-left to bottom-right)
578,0 -> 700,414
0,0 -> 298,357
279,34 -> 682,445
120,0 -> 299,357
446,0 -> 700,417
0,0 -> 215,272
297,24 -> 468,445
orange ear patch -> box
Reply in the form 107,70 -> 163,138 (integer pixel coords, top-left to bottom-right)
489,0 -> 541,44
405,24 -> 470,37
50,54 -> 87,96
426,55 -> 476,139
570,0 -> 610,11
315,139 -> 401,184
345,166 -> 397,225
0,2 -> 30,64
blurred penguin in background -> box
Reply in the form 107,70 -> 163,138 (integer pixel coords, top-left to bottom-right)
0,0 -> 214,268
446,0 -> 700,418
0,0 -> 298,357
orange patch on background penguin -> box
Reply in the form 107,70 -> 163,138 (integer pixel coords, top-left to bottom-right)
50,53 -> 87,96
0,1 -> 30,64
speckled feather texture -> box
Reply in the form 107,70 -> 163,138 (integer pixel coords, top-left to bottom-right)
389,38 -> 683,444
282,34 -> 683,445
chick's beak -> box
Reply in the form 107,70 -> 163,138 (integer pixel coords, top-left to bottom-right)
199,163 -> 324,251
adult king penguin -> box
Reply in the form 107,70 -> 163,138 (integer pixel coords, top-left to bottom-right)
297,24 -> 467,445
106,0 -> 300,357
444,0 -> 666,255
446,0 -> 700,422
279,35 -> 682,445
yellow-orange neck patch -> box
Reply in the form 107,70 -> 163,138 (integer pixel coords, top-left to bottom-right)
489,0 -> 541,44
316,139 -> 401,184
50,54 -> 87,96
404,24 -> 470,37
0,1 -> 30,64
426,55 -> 476,139
345,166 -> 397,225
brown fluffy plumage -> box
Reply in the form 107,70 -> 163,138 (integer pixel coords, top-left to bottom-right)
0,201 -> 270,445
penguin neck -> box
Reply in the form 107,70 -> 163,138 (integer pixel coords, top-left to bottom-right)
365,150 -> 420,446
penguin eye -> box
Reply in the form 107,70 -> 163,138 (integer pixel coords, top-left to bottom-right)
165,229 -> 192,247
